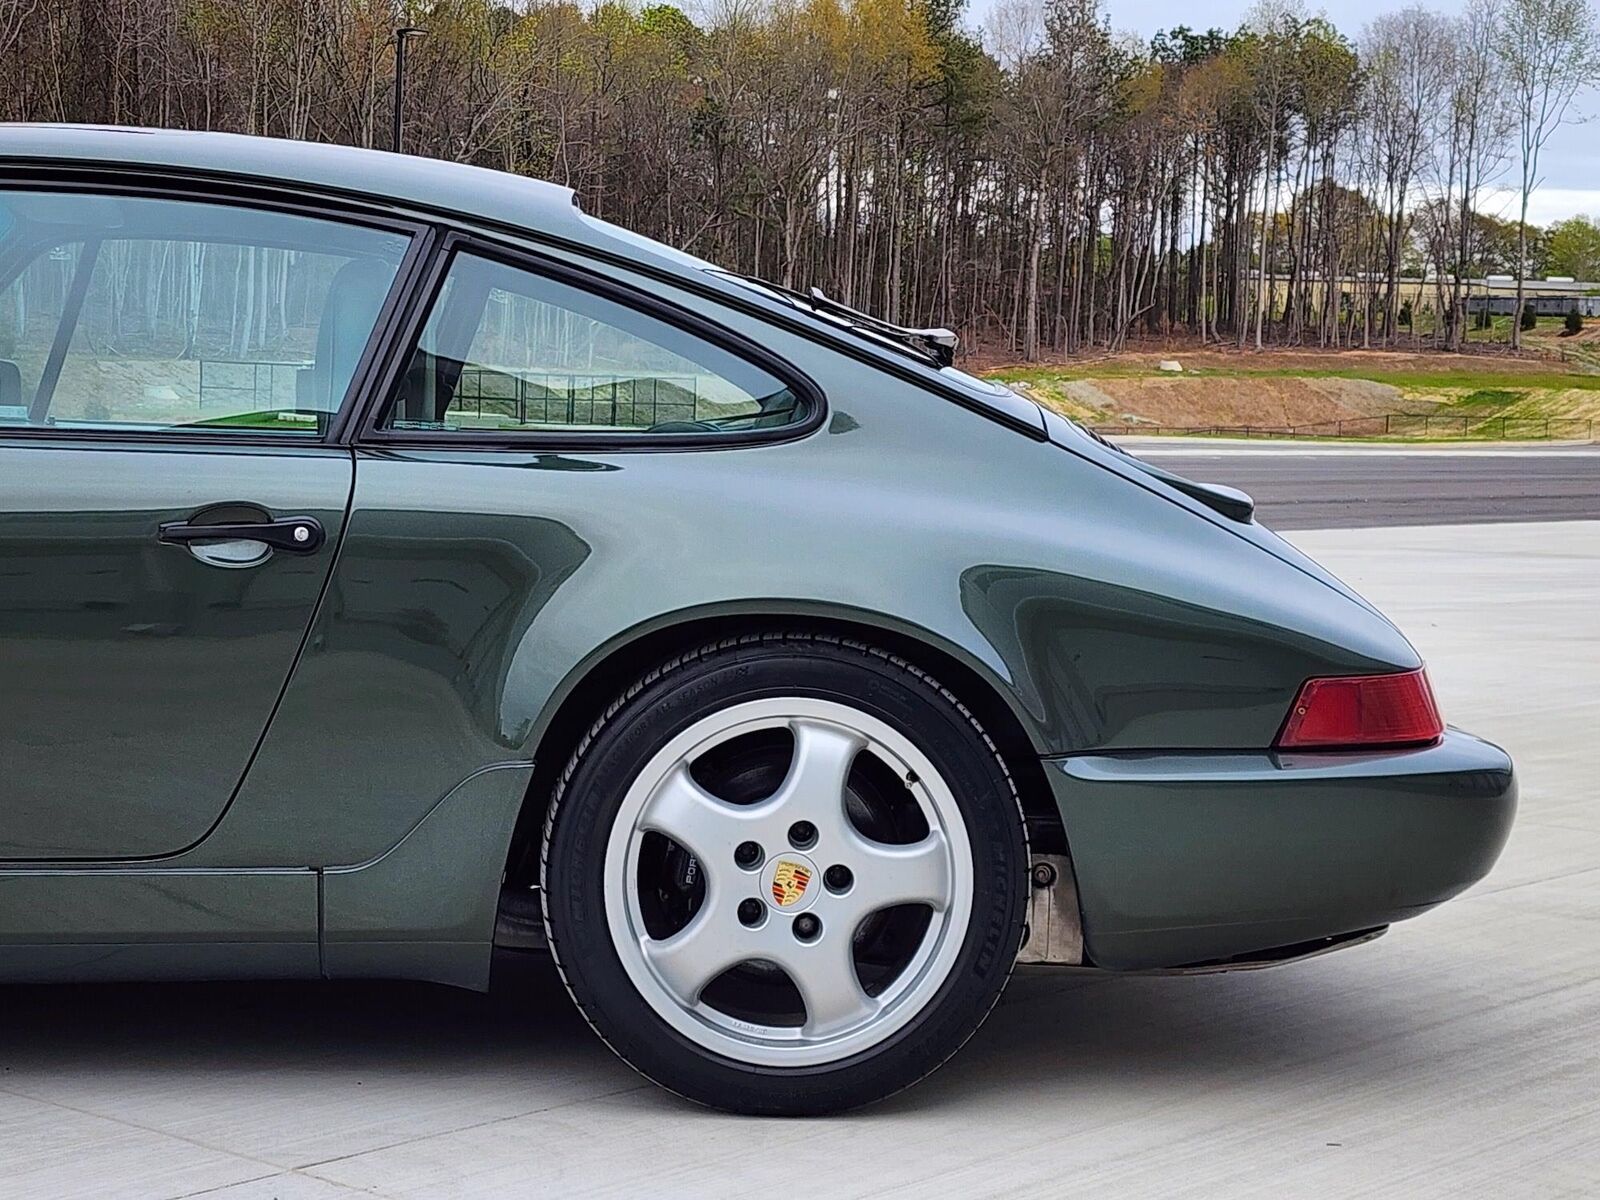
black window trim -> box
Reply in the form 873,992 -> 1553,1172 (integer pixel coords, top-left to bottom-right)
0,169 -> 434,449
352,231 -> 828,453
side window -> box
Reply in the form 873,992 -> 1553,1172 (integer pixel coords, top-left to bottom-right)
0,190 -> 408,435
379,251 -> 803,436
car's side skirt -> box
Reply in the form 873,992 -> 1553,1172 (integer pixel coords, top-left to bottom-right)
0,869 -> 318,983
0,761 -> 533,991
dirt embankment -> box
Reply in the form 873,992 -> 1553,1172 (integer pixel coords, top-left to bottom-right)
1044,374 -> 1402,428
968,344 -> 1560,376
987,344 -> 1600,431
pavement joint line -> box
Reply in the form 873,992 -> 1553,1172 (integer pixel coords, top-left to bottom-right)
166,1167 -> 392,1200
166,1172 -> 284,1200
1458,861 -> 1600,901
290,1078 -> 652,1177
0,1070 -> 647,1193
869,1014 -> 1429,1198
0,1080 -> 295,1181
1509,819 -> 1600,836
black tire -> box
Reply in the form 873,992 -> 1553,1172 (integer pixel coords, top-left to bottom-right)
541,632 -> 1029,1115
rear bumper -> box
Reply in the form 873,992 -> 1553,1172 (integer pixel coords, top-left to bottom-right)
1047,730 -> 1516,970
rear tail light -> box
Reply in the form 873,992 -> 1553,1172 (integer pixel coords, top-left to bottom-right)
1275,668 -> 1443,750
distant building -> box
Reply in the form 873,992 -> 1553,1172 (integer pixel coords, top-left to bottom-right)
1415,273 -> 1600,316
1465,292 -> 1600,316
1266,273 -> 1600,317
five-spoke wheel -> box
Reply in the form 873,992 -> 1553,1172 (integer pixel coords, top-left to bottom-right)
608,700 -> 971,1064
543,635 -> 1027,1114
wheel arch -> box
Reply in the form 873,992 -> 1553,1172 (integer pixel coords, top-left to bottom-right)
502,605 -> 1066,891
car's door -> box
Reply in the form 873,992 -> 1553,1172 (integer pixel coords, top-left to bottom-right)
0,186 -> 413,859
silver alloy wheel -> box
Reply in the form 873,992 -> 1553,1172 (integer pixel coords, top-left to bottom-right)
603,697 -> 974,1068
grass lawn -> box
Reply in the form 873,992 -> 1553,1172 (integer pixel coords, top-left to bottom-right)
988,360 -> 1600,393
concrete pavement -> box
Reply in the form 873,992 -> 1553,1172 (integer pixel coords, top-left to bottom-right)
0,520 -> 1595,1198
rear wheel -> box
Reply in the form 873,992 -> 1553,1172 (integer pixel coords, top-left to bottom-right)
541,634 -> 1028,1114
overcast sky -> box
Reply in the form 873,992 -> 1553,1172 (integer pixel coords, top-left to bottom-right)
966,0 -> 1600,224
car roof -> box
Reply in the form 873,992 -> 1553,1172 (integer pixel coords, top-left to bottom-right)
0,123 -> 678,264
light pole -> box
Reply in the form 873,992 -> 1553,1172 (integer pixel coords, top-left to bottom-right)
392,26 -> 426,154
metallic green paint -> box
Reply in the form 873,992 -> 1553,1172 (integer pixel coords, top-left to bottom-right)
322,762 -> 534,990
0,128 -> 1516,990
0,441 -> 351,859
0,870 -> 316,982
1050,731 -> 1517,968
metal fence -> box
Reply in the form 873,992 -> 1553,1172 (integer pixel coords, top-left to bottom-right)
450,369 -> 702,428
1091,413 -> 1598,441
197,359 -> 309,412
195,361 -> 706,429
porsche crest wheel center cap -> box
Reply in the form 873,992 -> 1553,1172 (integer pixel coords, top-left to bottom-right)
761,852 -> 819,914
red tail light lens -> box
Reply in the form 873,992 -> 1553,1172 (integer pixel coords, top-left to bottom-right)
1276,668 -> 1443,750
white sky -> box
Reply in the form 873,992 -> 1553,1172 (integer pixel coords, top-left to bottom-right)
966,0 -> 1600,221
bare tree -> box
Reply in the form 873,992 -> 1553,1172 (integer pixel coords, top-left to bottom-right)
1360,8 -> 1447,346
1500,0 -> 1598,347
1423,0 -> 1511,349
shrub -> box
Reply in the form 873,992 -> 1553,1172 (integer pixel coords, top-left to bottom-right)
1399,299 -> 1413,329
1565,307 -> 1584,335
1521,303 -> 1537,331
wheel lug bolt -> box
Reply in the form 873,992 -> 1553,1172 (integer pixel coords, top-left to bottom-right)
788,821 -> 817,849
737,898 -> 764,927
793,913 -> 821,941
734,840 -> 763,869
824,864 -> 853,892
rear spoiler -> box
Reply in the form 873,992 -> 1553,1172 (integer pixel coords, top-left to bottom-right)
806,288 -> 958,367
1131,459 -> 1256,523
707,269 -> 961,368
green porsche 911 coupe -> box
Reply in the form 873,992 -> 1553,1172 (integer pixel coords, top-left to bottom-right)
0,126 -> 1515,1115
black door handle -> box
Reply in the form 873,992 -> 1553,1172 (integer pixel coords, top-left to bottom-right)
159,515 -> 325,554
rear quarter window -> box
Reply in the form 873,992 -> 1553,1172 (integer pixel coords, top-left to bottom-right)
379,251 -> 808,439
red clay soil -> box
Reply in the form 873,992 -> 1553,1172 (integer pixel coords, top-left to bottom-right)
1072,375 -> 1403,428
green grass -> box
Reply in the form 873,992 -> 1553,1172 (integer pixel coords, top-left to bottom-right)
181,409 -> 323,430
990,362 -> 1600,391
1143,430 -> 1571,443
1454,388 -> 1524,408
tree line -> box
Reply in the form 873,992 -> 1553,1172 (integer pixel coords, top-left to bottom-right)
2,0 -> 1597,358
